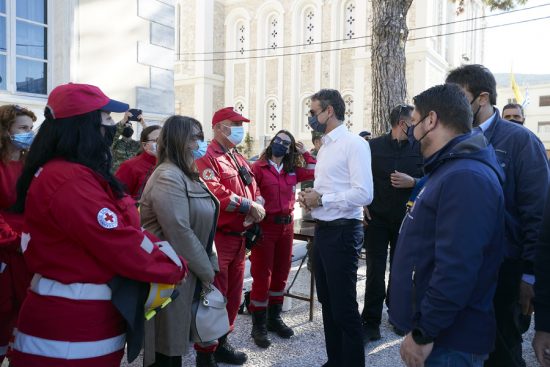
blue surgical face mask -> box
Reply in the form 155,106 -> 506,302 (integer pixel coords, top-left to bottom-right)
227,126 -> 245,145
193,140 -> 208,160
271,142 -> 288,158
10,131 -> 34,150
308,115 -> 327,134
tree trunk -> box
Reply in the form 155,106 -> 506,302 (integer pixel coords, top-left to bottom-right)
371,0 -> 413,137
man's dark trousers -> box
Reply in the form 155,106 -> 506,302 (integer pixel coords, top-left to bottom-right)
361,217 -> 400,328
313,220 -> 365,367
485,258 -> 526,367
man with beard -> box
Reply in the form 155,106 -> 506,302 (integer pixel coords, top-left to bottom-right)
389,84 -> 505,367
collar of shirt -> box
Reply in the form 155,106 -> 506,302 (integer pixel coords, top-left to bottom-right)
321,124 -> 346,145
479,111 -> 497,132
268,159 -> 283,173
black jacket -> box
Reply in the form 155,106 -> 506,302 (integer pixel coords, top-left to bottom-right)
535,185 -> 550,332
483,110 -> 550,273
368,133 -> 423,224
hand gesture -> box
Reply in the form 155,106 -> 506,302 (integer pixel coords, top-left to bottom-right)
533,331 -> 550,367
121,111 -> 132,124
138,114 -> 146,128
400,333 -> 433,367
296,141 -> 307,154
391,170 -> 416,189
248,201 -> 266,223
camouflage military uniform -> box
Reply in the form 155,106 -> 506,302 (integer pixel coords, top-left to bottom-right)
111,122 -> 141,172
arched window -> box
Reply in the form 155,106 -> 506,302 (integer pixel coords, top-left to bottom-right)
344,1 -> 356,40
301,97 -> 312,134
268,14 -> 280,50
344,94 -> 354,130
234,101 -> 245,115
266,99 -> 281,134
303,8 -> 315,46
237,21 -> 246,55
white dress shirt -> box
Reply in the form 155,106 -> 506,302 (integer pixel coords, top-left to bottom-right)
311,124 -> 373,221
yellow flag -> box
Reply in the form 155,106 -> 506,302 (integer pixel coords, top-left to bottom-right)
510,73 -> 523,104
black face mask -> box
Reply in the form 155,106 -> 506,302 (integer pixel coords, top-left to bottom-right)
122,126 -> 134,138
507,119 -> 524,125
102,124 -> 117,147
271,143 -> 288,157
470,94 -> 481,126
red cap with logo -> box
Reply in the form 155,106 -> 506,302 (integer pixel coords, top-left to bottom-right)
46,83 -> 129,119
212,107 -> 250,127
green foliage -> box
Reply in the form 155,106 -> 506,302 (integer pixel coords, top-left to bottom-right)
236,132 -> 255,158
452,0 -> 528,14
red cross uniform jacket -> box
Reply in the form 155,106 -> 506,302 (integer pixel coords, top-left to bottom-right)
115,151 -> 157,200
251,152 -> 316,215
9,159 -> 186,367
196,142 -> 262,232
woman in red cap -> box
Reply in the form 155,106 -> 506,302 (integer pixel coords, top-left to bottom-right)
248,130 -> 315,348
8,83 -> 186,367
0,104 -> 36,364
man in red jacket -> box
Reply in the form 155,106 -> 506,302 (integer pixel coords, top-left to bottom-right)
196,107 -> 265,365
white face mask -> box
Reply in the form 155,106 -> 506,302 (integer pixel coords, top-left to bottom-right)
147,142 -> 157,156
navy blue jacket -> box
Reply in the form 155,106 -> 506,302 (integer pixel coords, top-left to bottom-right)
483,110 -> 550,273
535,185 -> 550,332
389,132 -> 505,355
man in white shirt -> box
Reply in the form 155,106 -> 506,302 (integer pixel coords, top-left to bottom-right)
299,89 -> 373,367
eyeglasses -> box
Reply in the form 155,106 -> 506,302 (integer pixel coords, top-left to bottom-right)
273,136 -> 291,147
145,138 -> 158,143
308,108 -> 326,118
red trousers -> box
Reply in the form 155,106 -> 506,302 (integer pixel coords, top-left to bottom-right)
249,222 -> 294,311
0,249 -> 32,364
213,232 -> 246,329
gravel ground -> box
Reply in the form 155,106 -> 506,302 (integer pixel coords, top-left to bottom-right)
1,260 -> 537,367
117,260 -> 539,367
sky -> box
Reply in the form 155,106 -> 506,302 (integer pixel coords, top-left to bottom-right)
484,0 -> 550,74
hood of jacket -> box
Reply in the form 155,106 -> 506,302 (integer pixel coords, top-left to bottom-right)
423,130 -> 505,185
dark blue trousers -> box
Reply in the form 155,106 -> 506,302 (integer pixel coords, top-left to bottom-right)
313,221 -> 365,367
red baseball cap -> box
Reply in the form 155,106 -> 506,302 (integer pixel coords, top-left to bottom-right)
46,83 -> 129,119
212,107 -> 250,127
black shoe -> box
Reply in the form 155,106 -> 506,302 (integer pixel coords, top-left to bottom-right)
267,303 -> 294,338
392,325 -> 405,337
214,334 -> 248,365
196,351 -> 218,367
362,325 -> 381,342
251,310 -> 272,348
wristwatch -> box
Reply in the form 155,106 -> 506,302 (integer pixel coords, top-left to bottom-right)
411,328 -> 434,345
317,194 -> 323,207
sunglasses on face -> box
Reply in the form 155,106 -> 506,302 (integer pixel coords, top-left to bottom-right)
273,136 -> 291,147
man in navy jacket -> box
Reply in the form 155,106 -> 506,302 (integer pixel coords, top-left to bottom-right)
447,64 -> 550,367
389,84 -> 505,367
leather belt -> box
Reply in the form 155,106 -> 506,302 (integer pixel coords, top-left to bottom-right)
265,214 -> 293,225
315,218 -> 362,227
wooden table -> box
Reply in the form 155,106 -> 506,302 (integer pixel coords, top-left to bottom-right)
285,219 -> 316,321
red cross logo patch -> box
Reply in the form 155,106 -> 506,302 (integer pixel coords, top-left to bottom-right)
97,208 -> 118,229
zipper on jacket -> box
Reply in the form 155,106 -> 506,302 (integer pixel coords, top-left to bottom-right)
411,265 -> 417,323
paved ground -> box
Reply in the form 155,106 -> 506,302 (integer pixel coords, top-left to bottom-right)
1,258 -> 537,367
117,261 -> 538,367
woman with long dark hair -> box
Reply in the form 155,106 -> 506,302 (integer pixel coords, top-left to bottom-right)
0,104 -> 36,364
248,129 -> 316,348
115,124 -> 161,200
8,83 -> 186,367
140,115 -> 221,367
